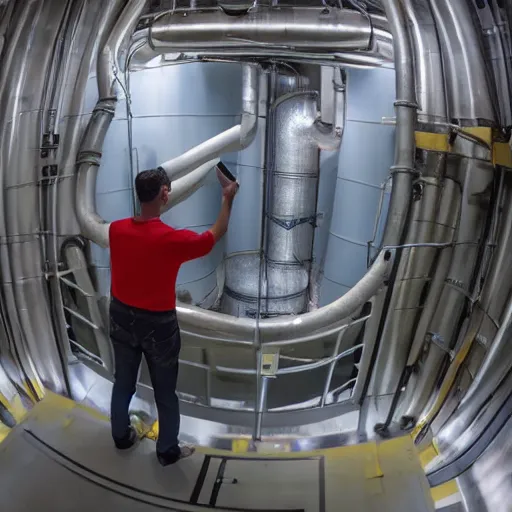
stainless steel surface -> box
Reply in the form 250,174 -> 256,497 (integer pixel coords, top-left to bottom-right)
150,7 -> 372,52
456,413 -> 512,512
361,0 -> 417,403
130,8 -> 393,69
429,0 -> 496,123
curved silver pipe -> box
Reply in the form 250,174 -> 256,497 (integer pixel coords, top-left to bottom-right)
380,0 -> 416,247
149,7 -> 372,53
177,249 -> 394,342
429,0 -> 496,124
402,0 -> 446,125
473,3 -> 512,127
362,0 -> 417,404
405,0 -> 497,435
97,0 -> 146,100
370,0 -> 447,398
158,64 -> 259,200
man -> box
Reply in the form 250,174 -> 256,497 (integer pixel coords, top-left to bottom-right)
109,166 -> 238,466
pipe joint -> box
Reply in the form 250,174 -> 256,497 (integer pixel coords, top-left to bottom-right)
76,152 -> 102,167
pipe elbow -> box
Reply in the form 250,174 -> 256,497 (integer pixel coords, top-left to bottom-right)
239,64 -> 260,149
240,112 -> 258,149
310,120 -> 342,151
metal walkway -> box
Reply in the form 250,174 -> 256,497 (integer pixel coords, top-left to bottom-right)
0,393 -> 435,511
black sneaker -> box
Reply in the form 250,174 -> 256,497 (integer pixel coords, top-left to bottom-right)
157,444 -> 195,466
113,426 -> 138,450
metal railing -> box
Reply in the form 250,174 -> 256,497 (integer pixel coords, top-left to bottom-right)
57,247 -> 376,439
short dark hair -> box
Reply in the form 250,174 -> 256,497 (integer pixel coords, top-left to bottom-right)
135,167 -> 170,203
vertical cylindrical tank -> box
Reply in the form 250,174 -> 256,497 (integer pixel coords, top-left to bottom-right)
93,62 -> 247,306
320,66 -> 395,306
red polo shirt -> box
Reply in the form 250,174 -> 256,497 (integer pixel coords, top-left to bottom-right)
109,218 -> 215,312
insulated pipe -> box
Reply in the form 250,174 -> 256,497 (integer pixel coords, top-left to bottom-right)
149,7 -> 372,53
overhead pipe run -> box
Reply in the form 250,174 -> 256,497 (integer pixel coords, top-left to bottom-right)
149,7 -> 372,53
129,7 -> 393,69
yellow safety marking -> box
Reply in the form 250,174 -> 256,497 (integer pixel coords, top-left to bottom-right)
419,442 -> 439,468
0,393 -> 11,413
463,126 -> 493,146
431,480 -> 459,503
0,392 -> 28,423
365,441 -> 384,479
148,420 -> 159,441
23,379 -> 45,403
415,132 -> 450,153
232,438 -> 251,453
493,142 -> 512,168
415,128 -> 512,168
412,310 -> 483,439
0,423 -> 10,443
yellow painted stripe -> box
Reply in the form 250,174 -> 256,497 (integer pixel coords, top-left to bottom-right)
463,126 -> 492,146
0,392 -> 28,423
494,142 -> 512,168
0,423 -> 10,443
419,442 -> 439,468
232,438 -> 251,453
415,129 -> 512,169
412,310 -> 483,439
415,132 -> 450,153
431,480 -> 459,503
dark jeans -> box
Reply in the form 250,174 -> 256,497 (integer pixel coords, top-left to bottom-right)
110,297 -> 181,456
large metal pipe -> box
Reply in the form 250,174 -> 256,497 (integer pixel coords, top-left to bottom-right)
370,0 -> 448,398
177,248 -> 394,341
149,7 -> 372,53
380,0 -> 416,247
224,75 -> 343,318
361,0 -> 417,404
129,9 -> 393,70
402,0 -> 497,435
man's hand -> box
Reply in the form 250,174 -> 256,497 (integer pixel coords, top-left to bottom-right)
223,181 -> 239,202
210,182 -> 238,242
